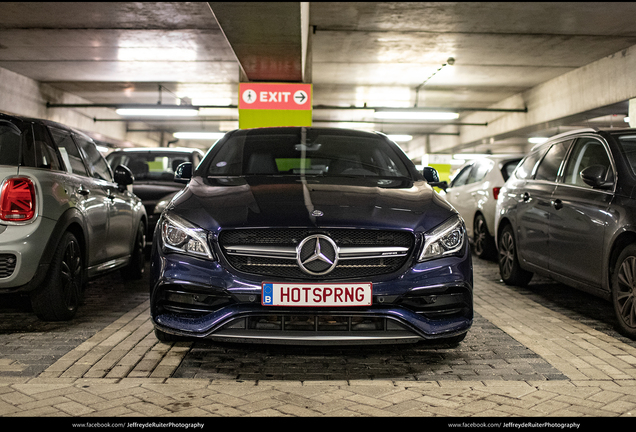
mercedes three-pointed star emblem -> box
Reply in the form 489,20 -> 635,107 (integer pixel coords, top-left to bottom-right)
296,234 -> 339,276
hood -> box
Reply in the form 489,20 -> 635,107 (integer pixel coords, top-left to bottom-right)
167,176 -> 457,234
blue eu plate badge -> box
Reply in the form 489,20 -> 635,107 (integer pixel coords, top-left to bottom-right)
262,283 -> 274,305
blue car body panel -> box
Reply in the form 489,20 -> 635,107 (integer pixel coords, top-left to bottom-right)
149,127 -> 473,345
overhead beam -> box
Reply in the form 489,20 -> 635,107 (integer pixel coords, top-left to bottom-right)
208,2 -> 309,83
430,44 -> 636,153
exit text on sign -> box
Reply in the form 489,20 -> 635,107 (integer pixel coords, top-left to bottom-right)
239,83 -> 312,110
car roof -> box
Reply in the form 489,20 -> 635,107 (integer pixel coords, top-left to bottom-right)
109,147 -> 203,153
529,127 -> 636,151
226,126 -> 387,138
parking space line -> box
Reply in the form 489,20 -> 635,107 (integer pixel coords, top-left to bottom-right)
473,273 -> 636,382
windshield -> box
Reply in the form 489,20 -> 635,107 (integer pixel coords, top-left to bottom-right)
617,134 -> 636,176
204,130 -> 412,178
107,151 -> 194,181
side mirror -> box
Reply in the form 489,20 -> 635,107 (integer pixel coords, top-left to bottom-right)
113,164 -> 134,190
580,165 -> 613,189
422,166 -> 448,191
174,162 -> 193,184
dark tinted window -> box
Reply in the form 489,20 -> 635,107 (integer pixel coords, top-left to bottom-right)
74,135 -> 112,181
107,151 -> 196,181
32,124 -> 62,170
0,121 -> 22,166
205,132 -> 411,178
49,128 -> 87,176
563,138 -> 612,188
501,159 -> 522,182
534,140 -> 571,181
616,134 -> 636,176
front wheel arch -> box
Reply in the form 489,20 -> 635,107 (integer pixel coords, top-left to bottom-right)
608,231 -> 636,293
611,243 -> 636,339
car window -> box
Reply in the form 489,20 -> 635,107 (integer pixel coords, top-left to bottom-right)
107,151 -> 195,181
615,134 -> 636,176
534,140 -> 571,182
513,150 -> 543,180
467,160 -> 493,184
205,132 -> 411,178
48,128 -> 88,176
0,121 -> 22,166
563,138 -> 612,188
450,164 -> 473,187
501,159 -> 522,182
32,123 -> 62,170
74,134 -> 113,181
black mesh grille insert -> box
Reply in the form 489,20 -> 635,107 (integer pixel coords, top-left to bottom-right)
0,254 -> 17,278
219,228 -> 415,280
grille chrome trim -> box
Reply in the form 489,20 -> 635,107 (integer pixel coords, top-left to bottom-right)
224,244 -> 410,260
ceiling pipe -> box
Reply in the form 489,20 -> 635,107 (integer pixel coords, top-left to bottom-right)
92,117 -> 487,126
46,102 -> 525,113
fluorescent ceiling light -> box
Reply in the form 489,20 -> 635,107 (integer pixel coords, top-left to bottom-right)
173,132 -> 226,140
528,137 -> 548,144
374,111 -> 459,120
387,134 -> 413,142
116,108 -> 199,117
453,153 -> 489,160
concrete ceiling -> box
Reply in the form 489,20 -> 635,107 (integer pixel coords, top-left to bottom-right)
1,2 -> 636,157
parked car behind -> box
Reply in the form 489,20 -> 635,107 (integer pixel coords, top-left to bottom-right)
106,147 -> 205,242
149,127 -> 473,346
444,155 -> 522,259
0,113 -> 147,321
495,128 -> 636,339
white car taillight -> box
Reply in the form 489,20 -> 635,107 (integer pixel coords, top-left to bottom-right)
0,177 -> 36,221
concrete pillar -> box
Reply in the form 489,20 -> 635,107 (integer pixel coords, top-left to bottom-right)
629,98 -> 636,128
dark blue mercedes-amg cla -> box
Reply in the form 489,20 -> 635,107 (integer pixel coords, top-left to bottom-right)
149,127 -> 473,346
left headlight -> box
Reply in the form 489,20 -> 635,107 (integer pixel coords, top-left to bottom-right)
160,212 -> 215,260
418,214 -> 466,262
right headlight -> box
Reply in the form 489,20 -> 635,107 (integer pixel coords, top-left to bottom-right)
160,212 -> 215,260
418,215 -> 466,262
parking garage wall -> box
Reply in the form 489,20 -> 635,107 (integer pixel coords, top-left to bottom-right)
427,44 -> 636,155
0,65 -> 159,148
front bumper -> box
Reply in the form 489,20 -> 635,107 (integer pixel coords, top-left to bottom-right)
150,243 -> 473,345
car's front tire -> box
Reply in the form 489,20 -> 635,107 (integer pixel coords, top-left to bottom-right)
612,244 -> 636,339
31,231 -> 84,321
498,224 -> 533,287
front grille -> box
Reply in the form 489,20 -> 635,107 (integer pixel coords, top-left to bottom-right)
219,228 -> 415,280
0,254 -> 17,278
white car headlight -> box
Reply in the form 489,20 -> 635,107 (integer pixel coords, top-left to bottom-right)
160,213 -> 215,260
418,215 -> 466,262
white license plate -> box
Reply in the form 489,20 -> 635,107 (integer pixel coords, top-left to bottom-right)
262,282 -> 372,307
